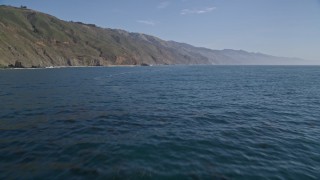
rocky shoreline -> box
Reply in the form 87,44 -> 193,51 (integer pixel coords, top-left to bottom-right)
1,61 -> 156,69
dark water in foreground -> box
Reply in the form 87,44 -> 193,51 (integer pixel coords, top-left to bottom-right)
0,66 -> 319,179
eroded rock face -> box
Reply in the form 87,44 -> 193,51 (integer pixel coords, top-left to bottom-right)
0,5 -> 210,67
8,60 -> 24,68
0,5 -> 305,67
14,61 -> 24,68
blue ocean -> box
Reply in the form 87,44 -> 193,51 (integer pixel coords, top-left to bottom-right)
0,66 -> 319,179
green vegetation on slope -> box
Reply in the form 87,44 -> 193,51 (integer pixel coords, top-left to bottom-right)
0,5 -> 209,67
0,5 -> 304,67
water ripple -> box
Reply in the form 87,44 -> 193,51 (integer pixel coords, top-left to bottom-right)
0,66 -> 320,179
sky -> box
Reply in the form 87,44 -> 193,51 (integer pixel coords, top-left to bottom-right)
1,0 -> 320,61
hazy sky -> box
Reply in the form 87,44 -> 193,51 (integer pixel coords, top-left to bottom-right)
1,0 -> 320,61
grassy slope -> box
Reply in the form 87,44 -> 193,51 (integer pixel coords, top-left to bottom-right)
0,5 -> 209,67
0,6 -> 305,67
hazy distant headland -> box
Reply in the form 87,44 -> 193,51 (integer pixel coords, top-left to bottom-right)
0,5 -> 308,68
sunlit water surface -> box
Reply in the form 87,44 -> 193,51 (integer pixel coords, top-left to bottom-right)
0,66 -> 319,179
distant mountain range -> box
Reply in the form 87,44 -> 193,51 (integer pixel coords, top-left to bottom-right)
0,5 -> 307,68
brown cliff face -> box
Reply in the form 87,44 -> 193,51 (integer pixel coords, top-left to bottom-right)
0,5 -> 210,67
0,5 -> 304,68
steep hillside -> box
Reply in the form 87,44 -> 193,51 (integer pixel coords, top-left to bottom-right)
0,5 -> 303,67
167,41 -> 304,65
0,5 -> 209,67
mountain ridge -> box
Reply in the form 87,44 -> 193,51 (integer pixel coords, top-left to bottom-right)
0,5 -> 305,67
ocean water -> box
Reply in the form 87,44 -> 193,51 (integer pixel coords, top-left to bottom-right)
0,66 -> 319,179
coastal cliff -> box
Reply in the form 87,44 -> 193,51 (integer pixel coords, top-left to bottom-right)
0,5 -> 303,67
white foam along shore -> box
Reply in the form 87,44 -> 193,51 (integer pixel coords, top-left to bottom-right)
45,65 -> 140,68
0,65 -> 146,70
47,65 -> 143,68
